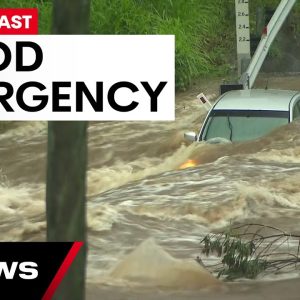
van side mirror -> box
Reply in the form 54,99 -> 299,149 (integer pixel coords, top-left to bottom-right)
184,131 -> 197,142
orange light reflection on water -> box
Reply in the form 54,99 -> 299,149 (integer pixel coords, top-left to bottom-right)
179,159 -> 198,170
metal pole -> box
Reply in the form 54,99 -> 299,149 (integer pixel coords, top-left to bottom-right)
241,0 -> 296,89
235,0 -> 251,77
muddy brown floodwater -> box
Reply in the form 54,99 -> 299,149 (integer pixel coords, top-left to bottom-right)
0,74 -> 300,299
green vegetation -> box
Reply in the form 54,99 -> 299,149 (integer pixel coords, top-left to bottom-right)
2,0 -> 300,90
90,0 -> 235,90
201,231 -> 268,280
1,0 -> 235,90
199,224 -> 300,281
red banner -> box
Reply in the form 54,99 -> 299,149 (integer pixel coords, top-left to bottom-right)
0,8 -> 38,34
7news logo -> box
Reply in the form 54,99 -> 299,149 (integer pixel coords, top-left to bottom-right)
0,261 -> 38,280
0,242 -> 82,300
0,8 -> 38,34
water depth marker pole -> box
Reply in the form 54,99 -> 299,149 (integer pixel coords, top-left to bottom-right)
240,0 -> 296,89
235,0 -> 251,77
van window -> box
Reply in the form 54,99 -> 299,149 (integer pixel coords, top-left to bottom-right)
202,110 -> 289,142
293,100 -> 300,120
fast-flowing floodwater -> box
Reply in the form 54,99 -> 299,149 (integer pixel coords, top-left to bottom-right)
0,75 -> 300,299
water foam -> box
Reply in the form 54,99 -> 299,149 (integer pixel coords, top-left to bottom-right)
107,238 -> 221,289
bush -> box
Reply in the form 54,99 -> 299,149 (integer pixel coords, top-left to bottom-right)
90,0 -> 234,90
199,224 -> 300,280
1,0 -> 235,90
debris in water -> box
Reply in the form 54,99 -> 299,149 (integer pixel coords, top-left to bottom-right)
199,223 -> 300,280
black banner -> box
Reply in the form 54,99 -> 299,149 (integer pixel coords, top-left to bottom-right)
0,242 -> 83,300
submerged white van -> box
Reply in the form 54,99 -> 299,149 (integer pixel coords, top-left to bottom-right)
185,89 -> 300,144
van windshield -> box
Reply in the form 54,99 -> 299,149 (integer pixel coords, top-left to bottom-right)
203,110 -> 289,142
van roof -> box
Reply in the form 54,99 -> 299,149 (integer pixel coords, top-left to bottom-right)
214,89 -> 300,111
